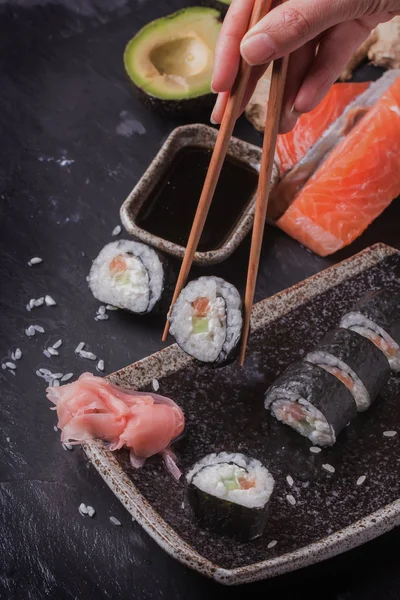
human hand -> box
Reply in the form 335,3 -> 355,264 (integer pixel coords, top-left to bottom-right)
211,0 -> 400,132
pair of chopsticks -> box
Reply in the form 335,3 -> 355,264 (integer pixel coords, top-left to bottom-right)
162,0 -> 289,365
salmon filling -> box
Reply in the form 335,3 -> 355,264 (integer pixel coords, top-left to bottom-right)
305,350 -> 371,412
271,396 -> 335,446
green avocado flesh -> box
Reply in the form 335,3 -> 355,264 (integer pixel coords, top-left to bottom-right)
192,316 -> 209,334
124,7 -> 222,101
223,477 -> 239,491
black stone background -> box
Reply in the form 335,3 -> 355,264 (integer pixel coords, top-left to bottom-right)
1,1 -> 400,598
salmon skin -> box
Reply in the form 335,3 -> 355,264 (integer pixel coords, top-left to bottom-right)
274,71 -> 400,256
276,82 -> 369,174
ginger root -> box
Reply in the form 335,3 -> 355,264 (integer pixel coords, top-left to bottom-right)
341,16 -> 400,81
244,65 -> 272,132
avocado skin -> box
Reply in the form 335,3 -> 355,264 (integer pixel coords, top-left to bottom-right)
200,0 -> 231,16
131,84 -> 215,118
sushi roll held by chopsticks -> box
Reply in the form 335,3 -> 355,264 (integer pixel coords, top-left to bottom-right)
169,276 -> 243,365
186,452 -> 275,542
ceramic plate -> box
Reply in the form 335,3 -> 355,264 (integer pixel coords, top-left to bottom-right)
84,243 -> 400,585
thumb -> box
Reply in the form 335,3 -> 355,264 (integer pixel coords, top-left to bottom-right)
240,0 -> 377,66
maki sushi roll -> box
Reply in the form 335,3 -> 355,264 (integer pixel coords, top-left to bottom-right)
305,328 -> 390,412
169,276 -> 242,364
186,452 -> 274,542
88,240 -> 166,314
340,289 -> 400,372
265,362 -> 357,446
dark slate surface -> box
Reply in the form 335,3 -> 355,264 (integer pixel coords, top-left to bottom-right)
0,1 -> 400,598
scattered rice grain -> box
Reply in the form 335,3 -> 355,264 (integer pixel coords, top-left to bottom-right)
75,342 -> 85,353
383,431 -> 397,438
286,475 -> 294,487
51,373 -> 63,379
39,368 -> 52,375
286,494 -> 296,506
14,348 -> 22,360
5,362 -> 16,369
106,305 -> 118,311
98,305 -> 106,315
33,325 -> 45,333
53,380 -> 60,387
52,339 -> 62,349
45,295 -> 56,306
87,506 -> 95,518
25,326 -> 36,337
95,314 -> 109,321
34,298 -> 44,307
322,463 -> 335,474
110,516 -> 121,526
53,425 -> 58,432
47,347 -> 59,356
112,225 -> 121,236
43,349 -> 51,358
6,437 -> 10,443
28,257 -> 43,265
152,378 -> 159,392
8,369 -> 15,376
2,364 -> 6,370
79,503 -> 88,516
97,359 -> 104,372
267,540 -> 278,549
310,446 -> 322,454
356,475 -> 366,486
61,373 -> 73,382
79,350 -> 97,360
29,299 -> 36,309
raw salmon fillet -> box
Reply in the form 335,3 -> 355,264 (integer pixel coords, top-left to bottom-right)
277,75 -> 400,256
276,82 -> 369,173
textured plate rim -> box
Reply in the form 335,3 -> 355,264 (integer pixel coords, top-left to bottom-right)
84,243 -> 400,585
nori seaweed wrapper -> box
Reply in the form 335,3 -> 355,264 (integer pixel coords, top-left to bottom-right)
265,361 -> 357,436
311,328 -> 390,404
351,288 -> 400,345
187,463 -> 269,542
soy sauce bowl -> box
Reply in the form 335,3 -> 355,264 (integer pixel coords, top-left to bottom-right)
120,124 -> 279,266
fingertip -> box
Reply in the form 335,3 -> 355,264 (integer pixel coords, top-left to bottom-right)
279,113 -> 299,134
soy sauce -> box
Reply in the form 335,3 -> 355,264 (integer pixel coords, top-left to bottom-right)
136,146 -> 258,252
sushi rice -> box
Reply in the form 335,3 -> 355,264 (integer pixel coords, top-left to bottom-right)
88,240 -> 164,314
187,452 -> 274,509
169,276 -> 242,364
267,390 -> 335,446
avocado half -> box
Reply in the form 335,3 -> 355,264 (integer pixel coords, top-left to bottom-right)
124,7 -> 222,116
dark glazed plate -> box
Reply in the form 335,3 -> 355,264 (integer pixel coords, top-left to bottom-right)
84,243 -> 400,585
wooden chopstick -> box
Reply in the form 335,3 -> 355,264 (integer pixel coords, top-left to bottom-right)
162,0 -> 274,342
239,52 -> 289,365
